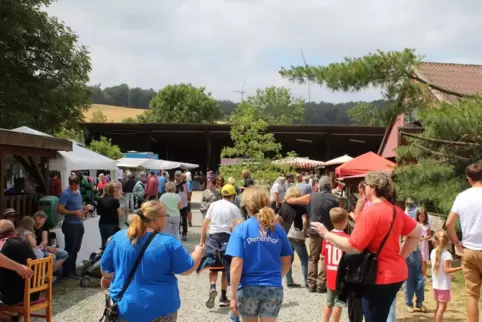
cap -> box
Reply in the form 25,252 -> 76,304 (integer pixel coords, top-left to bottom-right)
33,211 -> 47,218
175,170 -> 182,176
221,184 -> 236,197
2,208 -> 17,217
296,173 -> 302,177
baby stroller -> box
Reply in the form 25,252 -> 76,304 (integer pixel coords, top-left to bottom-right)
79,250 -> 103,287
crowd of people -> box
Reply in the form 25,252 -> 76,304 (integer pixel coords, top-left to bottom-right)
0,163 -> 481,322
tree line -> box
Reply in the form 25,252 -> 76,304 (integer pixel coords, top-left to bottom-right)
89,83 -> 389,125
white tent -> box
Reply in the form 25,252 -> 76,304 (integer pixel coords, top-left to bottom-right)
117,158 -> 186,170
272,157 -> 324,169
11,127 -> 118,189
323,154 -> 353,167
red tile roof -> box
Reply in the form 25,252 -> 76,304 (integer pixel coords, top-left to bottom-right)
414,62 -> 482,102
378,61 -> 482,158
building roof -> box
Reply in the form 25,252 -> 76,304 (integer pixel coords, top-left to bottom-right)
379,61 -> 482,158
0,129 -> 72,152
414,62 -> 482,102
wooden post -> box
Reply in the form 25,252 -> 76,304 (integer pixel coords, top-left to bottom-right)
0,153 -> 4,214
206,131 -> 212,170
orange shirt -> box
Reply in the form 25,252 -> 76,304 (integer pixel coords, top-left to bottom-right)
349,200 -> 417,285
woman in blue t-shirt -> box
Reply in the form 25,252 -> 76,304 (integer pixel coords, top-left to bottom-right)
100,200 -> 205,322
226,186 -> 293,321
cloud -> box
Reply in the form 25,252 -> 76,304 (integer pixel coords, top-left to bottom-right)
46,0 -> 482,102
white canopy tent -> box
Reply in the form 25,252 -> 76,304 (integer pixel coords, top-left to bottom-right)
272,157 -> 324,169
117,158 -> 199,170
323,154 -> 353,167
12,127 -> 118,189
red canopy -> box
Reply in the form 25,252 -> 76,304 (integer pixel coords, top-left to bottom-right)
335,152 -> 396,178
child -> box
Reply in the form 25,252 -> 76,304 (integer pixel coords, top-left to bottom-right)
431,230 -> 462,322
16,216 -> 45,259
416,208 -> 431,278
322,207 -> 349,322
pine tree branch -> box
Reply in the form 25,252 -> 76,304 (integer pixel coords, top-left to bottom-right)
412,143 -> 469,161
407,73 -> 467,98
401,132 -> 482,147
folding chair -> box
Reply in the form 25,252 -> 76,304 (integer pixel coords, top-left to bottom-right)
0,255 -> 53,322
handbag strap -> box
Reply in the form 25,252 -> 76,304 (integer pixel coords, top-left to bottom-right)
117,232 -> 157,300
375,206 -> 397,256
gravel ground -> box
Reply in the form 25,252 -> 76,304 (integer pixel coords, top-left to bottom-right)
42,192 -> 348,322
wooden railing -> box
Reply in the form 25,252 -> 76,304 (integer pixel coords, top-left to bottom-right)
3,194 -> 39,223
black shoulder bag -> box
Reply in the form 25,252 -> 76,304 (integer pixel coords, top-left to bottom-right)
100,232 -> 157,322
338,206 -> 396,286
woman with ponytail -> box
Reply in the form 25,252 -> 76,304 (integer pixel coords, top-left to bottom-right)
100,200 -> 205,322
226,186 -> 293,322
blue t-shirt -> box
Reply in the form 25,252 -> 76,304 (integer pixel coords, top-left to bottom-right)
158,176 -> 167,194
101,231 -> 194,321
58,188 -> 83,224
226,216 -> 293,288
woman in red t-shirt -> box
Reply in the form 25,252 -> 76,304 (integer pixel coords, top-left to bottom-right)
311,171 -> 422,322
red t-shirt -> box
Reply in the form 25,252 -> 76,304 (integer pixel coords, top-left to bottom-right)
322,230 -> 350,290
349,200 -> 417,285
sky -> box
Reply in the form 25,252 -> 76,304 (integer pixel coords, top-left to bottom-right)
46,0 -> 482,103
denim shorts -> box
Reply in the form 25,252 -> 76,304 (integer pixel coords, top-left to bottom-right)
237,286 -> 283,318
43,248 -> 69,262
325,288 -> 346,308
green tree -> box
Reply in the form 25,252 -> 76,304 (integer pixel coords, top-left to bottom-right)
279,49 -> 464,126
121,117 -> 137,123
91,110 -> 108,123
88,136 -> 123,160
1,0 -> 91,133
56,128 -> 85,144
246,87 -> 304,124
143,84 -> 221,123
395,97 -> 482,215
220,103 -> 295,184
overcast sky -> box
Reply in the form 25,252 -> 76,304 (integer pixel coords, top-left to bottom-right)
47,0 -> 482,103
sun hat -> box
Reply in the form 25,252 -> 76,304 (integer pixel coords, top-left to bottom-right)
2,208 -> 17,217
221,184 -> 236,197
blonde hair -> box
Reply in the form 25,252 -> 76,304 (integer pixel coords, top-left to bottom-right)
103,182 -> 115,197
127,200 -> 165,244
433,230 -> 450,275
284,186 -> 301,202
243,186 -> 275,232
330,207 -> 348,224
18,216 -> 35,235
165,181 -> 176,193
365,171 -> 394,199
227,177 -> 236,185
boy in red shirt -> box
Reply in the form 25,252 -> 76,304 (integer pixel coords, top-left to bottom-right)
322,207 -> 349,322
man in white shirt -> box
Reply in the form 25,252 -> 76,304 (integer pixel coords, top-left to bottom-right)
270,176 -> 286,213
200,184 -> 242,310
447,163 -> 482,322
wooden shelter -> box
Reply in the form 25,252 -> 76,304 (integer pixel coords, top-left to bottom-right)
0,129 -> 72,218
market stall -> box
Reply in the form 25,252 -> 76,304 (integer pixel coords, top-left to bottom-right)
12,127 -> 119,189
272,157 -> 324,169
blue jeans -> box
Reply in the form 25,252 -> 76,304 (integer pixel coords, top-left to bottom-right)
62,221 -> 84,277
99,224 -> 119,249
286,239 -> 309,286
404,250 -> 425,308
362,282 -> 403,322
387,299 -> 396,322
229,311 -> 240,322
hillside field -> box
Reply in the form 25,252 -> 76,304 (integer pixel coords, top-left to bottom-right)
84,104 -> 144,122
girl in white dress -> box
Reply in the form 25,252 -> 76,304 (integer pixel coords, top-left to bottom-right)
416,208 -> 431,279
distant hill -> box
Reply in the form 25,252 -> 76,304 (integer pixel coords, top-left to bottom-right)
85,104 -> 144,122
87,84 -> 390,124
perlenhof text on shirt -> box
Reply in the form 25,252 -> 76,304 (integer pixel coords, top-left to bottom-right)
246,236 -> 280,244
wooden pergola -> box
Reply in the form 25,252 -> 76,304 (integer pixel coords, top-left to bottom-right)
0,129 -> 72,217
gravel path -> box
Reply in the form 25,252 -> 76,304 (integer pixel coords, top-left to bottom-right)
45,192 -> 348,321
